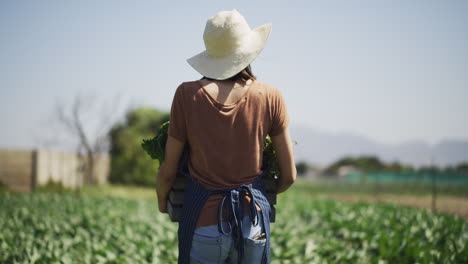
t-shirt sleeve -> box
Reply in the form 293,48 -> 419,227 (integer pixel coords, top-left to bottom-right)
168,83 -> 187,143
268,87 -> 290,136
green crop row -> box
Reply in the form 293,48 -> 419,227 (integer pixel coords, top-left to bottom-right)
1,188 -> 467,263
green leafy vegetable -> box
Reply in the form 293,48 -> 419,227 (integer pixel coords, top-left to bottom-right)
1,189 -> 466,263
141,121 -> 169,162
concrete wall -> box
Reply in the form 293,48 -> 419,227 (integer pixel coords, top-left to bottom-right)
0,149 -> 109,192
0,149 -> 34,192
93,154 -> 110,185
36,150 -> 84,188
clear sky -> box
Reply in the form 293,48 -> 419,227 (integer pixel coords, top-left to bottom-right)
1,0 -> 467,150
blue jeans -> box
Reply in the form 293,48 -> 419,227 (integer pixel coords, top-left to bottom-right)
190,213 -> 266,263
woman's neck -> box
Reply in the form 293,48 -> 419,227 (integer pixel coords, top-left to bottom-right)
199,78 -> 253,105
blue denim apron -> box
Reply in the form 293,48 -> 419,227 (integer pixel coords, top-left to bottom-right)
177,166 -> 272,264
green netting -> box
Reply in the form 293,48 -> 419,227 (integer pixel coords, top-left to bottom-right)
347,172 -> 468,185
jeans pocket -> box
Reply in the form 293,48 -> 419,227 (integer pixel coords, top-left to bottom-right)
191,233 -> 222,263
193,233 -> 222,245
243,236 -> 266,262
242,213 -> 267,262
245,236 -> 267,246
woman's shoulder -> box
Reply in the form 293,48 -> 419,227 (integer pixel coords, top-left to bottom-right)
177,80 -> 202,90
175,79 -> 281,96
251,80 -> 283,98
173,80 -> 204,97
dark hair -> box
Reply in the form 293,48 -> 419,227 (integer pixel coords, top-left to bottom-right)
201,65 -> 256,83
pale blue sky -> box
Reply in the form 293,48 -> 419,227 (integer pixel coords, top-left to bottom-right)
1,0 -> 467,150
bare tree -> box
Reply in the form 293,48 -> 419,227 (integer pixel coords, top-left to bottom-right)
54,93 -> 122,185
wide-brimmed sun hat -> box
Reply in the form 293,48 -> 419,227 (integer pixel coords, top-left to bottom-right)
187,9 -> 272,80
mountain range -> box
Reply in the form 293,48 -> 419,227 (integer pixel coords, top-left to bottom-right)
289,124 -> 468,168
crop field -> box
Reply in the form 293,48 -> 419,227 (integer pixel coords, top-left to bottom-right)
1,183 -> 467,264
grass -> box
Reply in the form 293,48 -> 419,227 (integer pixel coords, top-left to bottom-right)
294,177 -> 468,197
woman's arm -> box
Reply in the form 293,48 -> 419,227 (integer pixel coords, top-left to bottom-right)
271,127 -> 296,193
156,135 -> 185,213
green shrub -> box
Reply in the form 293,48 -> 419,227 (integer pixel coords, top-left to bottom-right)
35,179 -> 73,193
109,107 -> 169,186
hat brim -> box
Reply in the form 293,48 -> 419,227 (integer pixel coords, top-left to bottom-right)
187,23 -> 272,80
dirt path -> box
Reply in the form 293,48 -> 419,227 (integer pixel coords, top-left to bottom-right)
313,193 -> 468,219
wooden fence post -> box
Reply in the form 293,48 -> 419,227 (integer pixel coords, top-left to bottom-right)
431,157 -> 437,213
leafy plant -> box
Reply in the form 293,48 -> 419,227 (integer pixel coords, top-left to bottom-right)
1,187 -> 467,263
141,121 -> 169,163
35,179 -> 73,193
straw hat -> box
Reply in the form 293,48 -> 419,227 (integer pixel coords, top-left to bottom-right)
187,9 -> 272,80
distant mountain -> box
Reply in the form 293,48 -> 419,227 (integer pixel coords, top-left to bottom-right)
289,124 -> 468,168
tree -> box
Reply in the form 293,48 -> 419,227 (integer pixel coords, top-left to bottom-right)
322,155 -> 385,176
53,94 -> 121,185
385,161 -> 414,173
295,161 -> 309,177
455,162 -> 468,173
109,107 -> 169,186
417,165 -> 441,174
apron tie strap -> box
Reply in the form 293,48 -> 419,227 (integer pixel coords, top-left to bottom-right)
216,184 -> 259,263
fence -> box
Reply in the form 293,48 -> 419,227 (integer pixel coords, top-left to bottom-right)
0,149 -> 110,192
346,172 -> 468,185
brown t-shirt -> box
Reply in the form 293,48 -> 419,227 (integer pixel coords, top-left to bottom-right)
168,79 -> 289,227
